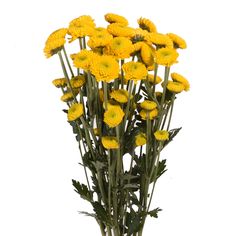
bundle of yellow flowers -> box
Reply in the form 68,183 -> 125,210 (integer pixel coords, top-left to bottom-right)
45,13 -> 189,236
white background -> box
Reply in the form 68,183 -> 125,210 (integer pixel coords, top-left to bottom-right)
0,0 -> 236,235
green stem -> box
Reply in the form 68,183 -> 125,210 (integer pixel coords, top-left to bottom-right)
58,51 -> 78,103
152,63 -> 158,94
79,37 -> 83,50
167,94 -> 175,131
121,59 -> 125,89
62,46 -> 74,77
103,82 -> 108,110
108,150 -> 112,219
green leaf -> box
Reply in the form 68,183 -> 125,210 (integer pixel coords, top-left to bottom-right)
127,210 -> 142,234
148,207 -> 162,218
79,211 -> 96,218
163,127 -> 182,148
150,159 -> 167,182
72,179 -> 93,202
92,201 -> 112,226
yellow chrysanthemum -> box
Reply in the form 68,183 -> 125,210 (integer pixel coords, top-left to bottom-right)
140,43 -> 156,66
45,28 -> 68,42
90,55 -> 119,83
155,48 -> 179,66
137,17 -> 157,33
135,133 -> 147,146
167,33 -> 187,49
67,103 -> 84,121
106,37 -> 134,59
101,136 -> 119,149
70,75 -> 86,88
145,33 -> 173,49
71,50 -> 96,70
132,42 -> 145,52
104,105 -> 125,128
140,108 -> 158,120
107,23 -> 134,37
171,73 -> 190,91
68,25 -> 94,42
122,61 -> 148,83
140,100 -> 157,110
88,32 -> 113,49
130,28 -> 149,40
105,13 -> 128,26
147,74 -> 162,84
61,92 -> 74,102
69,15 -> 96,28
166,81 -> 185,93
154,130 -> 169,141
44,38 -> 66,58
52,78 -> 67,88
110,89 -> 129,103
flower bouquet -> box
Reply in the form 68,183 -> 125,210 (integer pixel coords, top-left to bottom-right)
44,13 -> 189,236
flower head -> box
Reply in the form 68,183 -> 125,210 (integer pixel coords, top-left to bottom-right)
167,33 -> 187,49
102,136 -> 119,149
88,32 -> 113,48
104,105 -> 125,127
137,17 -> 157,33
61,92 -> 74,102
107,23 -> 134,37
122,61 -> 148,83
68,25 -> 94,42
145,33 -> 173,48
155,48 -> 179,66
110,89 -> 129,103
90,55 -> 119,82
69,15 -> 96,28
147,74 -> 162,85
71,75 -> 86,88
140,100 -> 157,110
105,13 -> 128,26
67,103 -> 84,121
52,78 -> 67,88
135,133 -> 147,146
140,43 -> 156,66
71,50 -> 96,70
154,130 -> 169,141
166,81 -> 185,93
105,37 -> 134,59
139,108 -> 158,120
171,73 -> 190,91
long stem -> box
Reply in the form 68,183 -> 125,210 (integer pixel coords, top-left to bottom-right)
152,63 -> 158,94
167,94 -> 175,131
62,46 -> 74,77
108,150 -> 112,220
103,82 -> 108,110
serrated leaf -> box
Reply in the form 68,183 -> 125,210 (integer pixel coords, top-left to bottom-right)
79,211 -> 96,218
163,127 -> 182,148
72,179 -> 93,202
127,211 -> 142,234
148,207 -> 162,218
92,201 -> 112,226
150,159 -> 167,183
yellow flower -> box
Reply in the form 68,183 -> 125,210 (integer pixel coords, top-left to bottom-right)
44,28 -> 67,58
140,43 -> 156,66
135,133 -> 147,146
137,17 -> 157,33
104,105 -> 125,128
155,48 -> 179,66
90,55 -> 119,83
106,37 -> 134,59
71,75 -> 86,88
68,25 -> 94,42
107,23 -> 134,37
154,130 -> 169,141
145,33 -> 173,48
147,74 -> 162,84
132,42 -> 145,52
87,32 -> 113,48
67,103 -> 84,121
130,28 -> 149,40
140,100 -> 157,110
52,78 -> 67,88
71,50 -> 95,70
61,92 -> 74,102
122,61 -> 148,83
69,15 -> 96,28
110,89 -> 129,103
139,108 -> 158,120
105,13 -> 128,26
102,136 -> 119,149
167,33 -> 187,49
166,81 -> 185,93
171,73 -> 190,91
